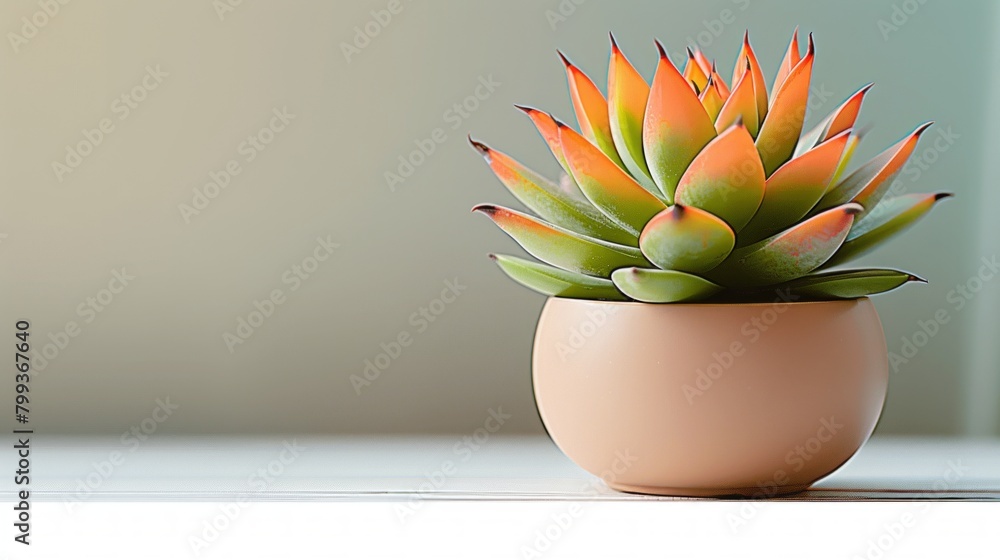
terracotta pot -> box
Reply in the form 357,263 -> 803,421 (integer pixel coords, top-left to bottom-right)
532,296 -> 888,497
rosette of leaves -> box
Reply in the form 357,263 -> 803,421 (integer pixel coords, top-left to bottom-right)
472,31 -> 950,302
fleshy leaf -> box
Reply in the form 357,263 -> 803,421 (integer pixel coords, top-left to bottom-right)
731,32 -> 769,127
699,76 -> 725,122
715,63 -> 758,137
739,130 -> 850,244
473,205 -> 649,277
674,123 -> 765,232
780,268 -> 925,299
559,123 -> 666,237
816,123 -> 932,214
639,205 -> 735,273
692,48 -> 713,79
794,83 -> 873,157
490,254 -> 628,300
611,267 -> 722,303
709,64 -> 731,99
755,34 -> 814,176
708,203 -> 862,287
608,34 -> 657,192
829,128 -> 867,187
824,193 -> 952,267
643,41 -> 718,200
470,138 -> 636,245
682,47 -> 710,92
771,28 -> 801,96
559,52 -> 626,169
514,105 -> 580,194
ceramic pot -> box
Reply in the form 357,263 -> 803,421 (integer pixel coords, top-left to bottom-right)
532,297 -> 888,497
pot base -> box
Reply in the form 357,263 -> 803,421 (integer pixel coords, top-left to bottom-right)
608,482 -> 811,498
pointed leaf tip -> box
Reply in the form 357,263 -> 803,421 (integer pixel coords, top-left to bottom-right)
468,136 -> 490,157
655,39 -> 667,59
557,50 -> 571,67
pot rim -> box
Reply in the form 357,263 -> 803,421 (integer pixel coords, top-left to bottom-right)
544,295 -> 871,308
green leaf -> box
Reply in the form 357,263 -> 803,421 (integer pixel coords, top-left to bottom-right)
738,131 -> 849,245
643,41 -> 717,200
470,138 -> 636,245
708,203 -> 862,287
611,267 -> 722,303
674,123 -> 765,232
815,123 -> 931,215
490,254 -> 628,300
558,123 -> 667,237
607,35 -> 658,192
824,192 -> 952,268
780,268 -> 925,299
639,205 -> 735,273
473,205 -> 650,277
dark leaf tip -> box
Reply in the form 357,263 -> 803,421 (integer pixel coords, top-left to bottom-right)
468,135 -> 490,157
557,50 -> 571,68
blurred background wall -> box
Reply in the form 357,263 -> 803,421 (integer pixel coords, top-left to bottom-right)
1,0 -> 997,436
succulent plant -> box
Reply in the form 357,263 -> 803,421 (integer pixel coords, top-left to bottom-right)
471,31 -> 951,303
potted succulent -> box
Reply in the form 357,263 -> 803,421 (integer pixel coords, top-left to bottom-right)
470,31 -> 950,496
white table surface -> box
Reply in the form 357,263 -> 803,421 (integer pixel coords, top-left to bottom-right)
7,435 -> 999,502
